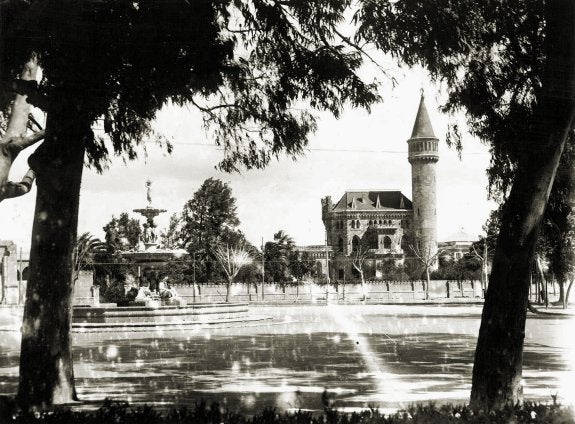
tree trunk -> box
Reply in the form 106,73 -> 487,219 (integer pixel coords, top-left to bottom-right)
536,256 -> 548,307
360,271 -> 366,302
425,267 -> 430,300
225,278 -> 232,302
17,106 -> 89,409
470,0 -> 575,410
565,278 -> 574,308
557,279 -> 565,306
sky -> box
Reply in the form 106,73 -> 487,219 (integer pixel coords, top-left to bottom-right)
0,69 -> 497,252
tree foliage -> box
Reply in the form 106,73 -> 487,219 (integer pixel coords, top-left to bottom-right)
356,0 -> 545,199
264,230 -> 295,283
0,0 -> 379,173
72,232 -> 106,283
180,178 -> 242,282
103,212 -> 142,252
289,251 -> 317,282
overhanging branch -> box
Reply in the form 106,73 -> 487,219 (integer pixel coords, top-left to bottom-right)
5,129 -> 46,154
0,168 -> 35,201
11,79 -> 50,111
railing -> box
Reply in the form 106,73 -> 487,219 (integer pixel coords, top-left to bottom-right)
170,280 -> 484,303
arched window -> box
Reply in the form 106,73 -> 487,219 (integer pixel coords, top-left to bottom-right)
383,236 -> 392,249
22,267 -> 29,281
338,237 -> 344,252
369,220 -> 373,225
379,219 -> 382,224
369,232 -> 378,250
351,220 -> 355,229
356,220 -> 360,228
352,235 -> 361,252
401,235 -> 409,251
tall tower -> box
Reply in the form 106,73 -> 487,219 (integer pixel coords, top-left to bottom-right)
407,93 -> 439,258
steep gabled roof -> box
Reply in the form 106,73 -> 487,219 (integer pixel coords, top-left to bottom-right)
332,191 -> 412,211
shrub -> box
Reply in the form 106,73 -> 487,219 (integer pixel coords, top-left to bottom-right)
6,399 -> 574,424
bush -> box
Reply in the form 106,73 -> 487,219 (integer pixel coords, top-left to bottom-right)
6,399 -> 574,424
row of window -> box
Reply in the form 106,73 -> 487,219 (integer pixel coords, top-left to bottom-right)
334,219 -> 410,230
409,140 -> 438,153
337,235 -> 409,252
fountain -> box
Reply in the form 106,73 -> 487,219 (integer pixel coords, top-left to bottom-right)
72,180 -> 262,331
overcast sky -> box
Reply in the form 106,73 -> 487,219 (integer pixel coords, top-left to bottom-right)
1,69 -> 497,252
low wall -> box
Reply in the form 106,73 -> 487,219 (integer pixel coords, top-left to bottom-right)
170,280 -> 484,303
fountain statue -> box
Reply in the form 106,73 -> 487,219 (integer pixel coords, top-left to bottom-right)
132,180 -> 166,250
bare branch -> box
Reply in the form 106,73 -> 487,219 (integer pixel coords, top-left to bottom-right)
28,113 -> 44,131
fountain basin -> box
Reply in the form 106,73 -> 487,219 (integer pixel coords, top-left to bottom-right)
72,302 -> 266,331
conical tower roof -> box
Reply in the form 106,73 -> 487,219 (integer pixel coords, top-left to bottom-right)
410,94 -> 436,139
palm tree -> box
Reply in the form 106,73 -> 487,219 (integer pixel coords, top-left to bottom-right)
73,233 -> 107,284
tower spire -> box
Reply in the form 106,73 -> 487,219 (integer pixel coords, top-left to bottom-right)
407,93 -> 439,270
410,93 -> 436,139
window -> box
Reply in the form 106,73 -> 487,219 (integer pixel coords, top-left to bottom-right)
401,236 -> 409,251
338,237 -> 344,252
352,235 -> 361,252
351,220 -> 355,229
356,220 -> 360,228
338,269 -> 344,279
383,236 -> 392,249
369,232 -> 378,249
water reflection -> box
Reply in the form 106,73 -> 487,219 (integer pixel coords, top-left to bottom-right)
0,305 -> 573,414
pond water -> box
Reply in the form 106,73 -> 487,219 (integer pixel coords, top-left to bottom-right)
0,304 -> 573,414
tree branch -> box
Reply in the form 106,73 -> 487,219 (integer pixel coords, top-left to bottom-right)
11,79 -> 50,111
4,129 -> 45,155
0,168 -> 35,201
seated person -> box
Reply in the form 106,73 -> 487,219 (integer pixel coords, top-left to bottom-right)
134,285 -> 153,302
158,279 -> 178,299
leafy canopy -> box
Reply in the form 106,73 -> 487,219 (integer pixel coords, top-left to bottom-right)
0,0 -> 379,171
356,0 -> 545,199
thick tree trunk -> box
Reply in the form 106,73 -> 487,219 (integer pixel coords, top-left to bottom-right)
16,106 -> 89,409
470,0 -> 575,410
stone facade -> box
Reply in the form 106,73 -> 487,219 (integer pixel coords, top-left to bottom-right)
0,240 -> 21,304
322,95 -> 439,281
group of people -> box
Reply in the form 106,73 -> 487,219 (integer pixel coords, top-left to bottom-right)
127,277 -> 178,302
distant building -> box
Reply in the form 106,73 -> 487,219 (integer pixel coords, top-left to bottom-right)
0,240 -> 27,304
439,229 -> 478,261
321,94 -> 439,281
294,245 -> 333,280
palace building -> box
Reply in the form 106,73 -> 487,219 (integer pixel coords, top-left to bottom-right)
321,94 -> 439,281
